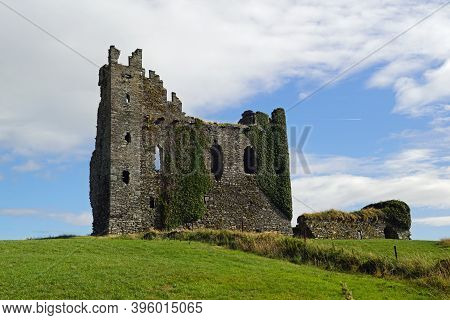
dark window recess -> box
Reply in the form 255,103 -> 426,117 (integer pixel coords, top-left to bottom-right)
122,170 -> 130,184
384,226 -> 399,239
125,93 -> 130,104
244,146 -> 257,174
210,143 -> 224,181
150,197 -> 156,208
125,132 -> 131,143
154,117 -> 165,125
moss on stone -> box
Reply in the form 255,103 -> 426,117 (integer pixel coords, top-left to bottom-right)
303,200 -> 411,231
362,200 -> 411,230
159,120 -> 212,229
243,110 -> 292,220
302,208 -> 385,222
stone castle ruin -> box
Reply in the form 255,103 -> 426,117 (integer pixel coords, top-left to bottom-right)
293,200 -> 412,240
90,46 -> 293,235
90,46 -> 412,240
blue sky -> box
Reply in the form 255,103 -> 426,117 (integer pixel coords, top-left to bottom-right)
1,0 -> 450,240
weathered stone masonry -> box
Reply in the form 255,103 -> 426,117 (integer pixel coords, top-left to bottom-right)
293,200 -> 412,240
90,46 -> 293,235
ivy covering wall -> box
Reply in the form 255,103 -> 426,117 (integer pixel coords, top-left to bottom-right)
159,119 -> 212,229
244,109 -> 293,220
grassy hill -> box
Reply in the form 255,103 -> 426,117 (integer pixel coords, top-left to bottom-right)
313,239 -> 448,265
0,235 -> 448,299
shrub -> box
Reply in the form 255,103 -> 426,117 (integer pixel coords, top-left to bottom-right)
362,200 -> 411,230
439,238 -> 450,247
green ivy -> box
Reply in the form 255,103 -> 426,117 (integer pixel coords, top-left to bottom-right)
159,119 -> 212,229
362,200 -> 411,230
244,110 -> 293,220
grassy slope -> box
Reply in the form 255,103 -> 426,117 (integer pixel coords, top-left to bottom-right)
313,239 -> 449,265
0,237 -> 445,300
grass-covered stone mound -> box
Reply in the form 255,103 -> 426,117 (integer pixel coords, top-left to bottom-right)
295,200 -> 411,240
362,200 -> 411,230
301,208 -> 385,222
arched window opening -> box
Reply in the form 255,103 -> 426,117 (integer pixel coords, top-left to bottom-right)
125,132 -> 131,144
244,146 -> 257,174
149,197 -> 156,208
122,170 -> 130,184
210,143 -> 223,181
125,93 -> 130,104
154,146 -> 162,171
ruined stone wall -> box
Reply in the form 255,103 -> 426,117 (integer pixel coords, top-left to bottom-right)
293,210 -> 411,240
194,122 -> 292,234
90,46 -> 292,235
293,215 -> 386,239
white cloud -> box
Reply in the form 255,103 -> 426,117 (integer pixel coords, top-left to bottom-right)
367,58 -> 429,88
0,208 -> 39,216
393,60 -> 450,116
290,147 -> 450,219
292,148 -> 449,178
47,212 -> 92,227
1,0 -> 449,155
292,174 -> 450,216
0,154 -> 13,163
12,160 -> 42,172
0,208 -> 92,226
414,216 -> 450,227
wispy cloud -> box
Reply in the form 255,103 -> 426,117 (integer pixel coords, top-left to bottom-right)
292,174 -> 450,216
414,216 -> 450,227
12,160 -> 42,172
290,147 -> 450,217
47,212 -> 91,226
0,208 -> 92,226
0,208 -> 40,216
291,148 -> 449,178
0,154 -> 13,163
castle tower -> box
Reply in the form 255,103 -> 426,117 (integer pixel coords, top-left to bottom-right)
90,46 -> 146,234
90,46 -> 292,235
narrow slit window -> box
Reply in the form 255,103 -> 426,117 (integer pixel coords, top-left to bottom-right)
125,93 -> 130,104
122,170 -> 130,184
154,146 -> 162,171
125,132 -> 131,143
150,197 -> 156,208
244,146 -> 257,174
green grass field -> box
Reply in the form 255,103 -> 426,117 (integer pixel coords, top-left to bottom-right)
0,237 -> 447,299
312,239 -> 449,266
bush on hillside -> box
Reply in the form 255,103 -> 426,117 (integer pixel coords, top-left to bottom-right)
362,200 -> 411,230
